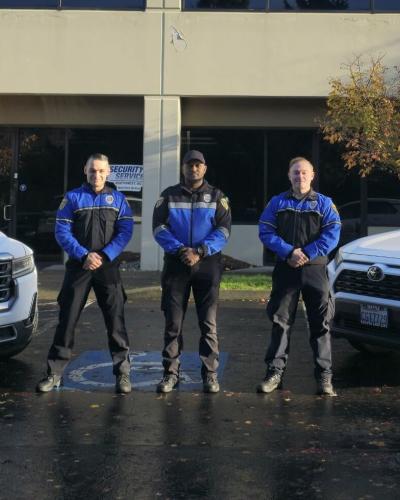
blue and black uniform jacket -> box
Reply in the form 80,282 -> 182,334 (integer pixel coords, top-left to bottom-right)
55,182 -> 134,263
152,181 -> 231,258
259,189 -> 341,264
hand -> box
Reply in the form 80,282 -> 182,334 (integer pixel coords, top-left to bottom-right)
287,248 -> 309,268
179,247 -> 200,267
83,252 -> 103,270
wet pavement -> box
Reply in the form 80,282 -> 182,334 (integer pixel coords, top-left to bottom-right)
1,269 -> 400,499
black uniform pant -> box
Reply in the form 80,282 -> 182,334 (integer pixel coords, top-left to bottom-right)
160,254 -> 222,379
265,262 -> 334,379
47,261 -> 130,377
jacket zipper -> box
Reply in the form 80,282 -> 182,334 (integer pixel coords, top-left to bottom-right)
292,196 -> 307,247
190,192 -> 194,247
292,201 -> 298,246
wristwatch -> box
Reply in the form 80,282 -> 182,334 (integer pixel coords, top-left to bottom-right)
196,246 -> 205,258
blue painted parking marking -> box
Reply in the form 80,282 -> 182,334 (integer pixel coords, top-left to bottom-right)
63,351 -> 228,392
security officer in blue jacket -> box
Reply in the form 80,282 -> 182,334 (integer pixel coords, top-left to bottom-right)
257,157 -> 341,396
153,150 -> 231,393
37,153 -> 134,394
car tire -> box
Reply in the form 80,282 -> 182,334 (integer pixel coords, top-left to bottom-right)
348,340 -> 393,355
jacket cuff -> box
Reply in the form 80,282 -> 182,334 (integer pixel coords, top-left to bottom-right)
198,244 -> 208,258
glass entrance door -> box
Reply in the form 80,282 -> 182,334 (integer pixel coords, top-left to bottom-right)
0,130 -> 16,238
16,129 -> 65,261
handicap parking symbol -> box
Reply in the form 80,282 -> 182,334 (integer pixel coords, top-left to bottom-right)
63,351 -> 228,392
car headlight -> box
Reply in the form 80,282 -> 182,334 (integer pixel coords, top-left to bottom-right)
334,248 -> 343,269
12,255 -> 35,278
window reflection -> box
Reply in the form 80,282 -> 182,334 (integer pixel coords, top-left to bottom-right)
182,129 -> 265,224
184,0 -> 265,9
0,0 -> 145,8
0,1 -> 58,7
373,0 -> 400,11
62,0 -> 145,9
269,0 -> 370,10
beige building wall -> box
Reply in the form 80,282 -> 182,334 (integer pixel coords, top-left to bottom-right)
0,10 -> 399,97
0,6 -> 399,268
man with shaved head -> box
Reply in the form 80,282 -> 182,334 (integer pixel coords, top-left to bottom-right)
257,157 -> 341,396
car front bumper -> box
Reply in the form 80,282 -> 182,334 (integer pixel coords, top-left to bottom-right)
332,298 -> 400,350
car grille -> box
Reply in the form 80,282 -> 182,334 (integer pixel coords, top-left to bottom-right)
334,270 -> 400,300
0,260 -> 12,303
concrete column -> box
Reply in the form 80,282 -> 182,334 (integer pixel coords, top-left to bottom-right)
140,95 -> 181,270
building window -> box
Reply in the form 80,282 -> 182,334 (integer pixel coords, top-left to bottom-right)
61,0 -> 145,9
1,127 -> 143,262
0,1 -> 58,7
373,0 -> 400,11
182,128 -> 318,224
184,1 -> 400,11
67,128 -> 143,190
0,0 -> 145,9
184,0 -> 265,10
269,0 -> 370,11
182,129 -> 265,224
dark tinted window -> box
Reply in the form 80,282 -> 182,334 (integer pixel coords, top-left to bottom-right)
0,1 -> 58,6
373,0 -> 400,11
62,0 -> 145,8
68,128 -> 143,190
266,130 -> 313,201
0,0 -> 144,7
368,201 -> 397,215
318,138 -> 359,207
269,0 -> 370,10
184,0 -> 265,9
339,203 -> 360,219
16,129 -> 65,257
182,129 -> 265,224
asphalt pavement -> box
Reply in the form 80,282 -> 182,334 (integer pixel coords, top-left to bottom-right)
1,268 -> 400,499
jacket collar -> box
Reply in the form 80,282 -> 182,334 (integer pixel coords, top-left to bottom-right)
82,182 -> 114,195
180,180 -> 210,195
285,188 -> 317,201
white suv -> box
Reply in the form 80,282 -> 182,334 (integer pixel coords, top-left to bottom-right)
328,230 -> 400,353
0,231 -> 38,359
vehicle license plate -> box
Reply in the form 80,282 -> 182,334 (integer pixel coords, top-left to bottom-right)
360,304 -> 388,328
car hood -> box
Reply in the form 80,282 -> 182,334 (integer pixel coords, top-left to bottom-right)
0,231 -> 33,259
341,230 -> 400,260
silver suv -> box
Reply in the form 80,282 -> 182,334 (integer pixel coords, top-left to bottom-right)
0,231 -> 38,359
328,229 -> 400,353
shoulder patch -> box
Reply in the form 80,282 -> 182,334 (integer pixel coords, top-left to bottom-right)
331,203 -> 339,214
155,197 -> 164,208
220,197 -> 229,211
58,197 -> 68,210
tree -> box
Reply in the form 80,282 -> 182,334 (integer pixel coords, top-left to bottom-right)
320,56 -> 400,177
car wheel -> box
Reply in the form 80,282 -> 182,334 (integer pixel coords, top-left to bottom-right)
348,340 -> 393,355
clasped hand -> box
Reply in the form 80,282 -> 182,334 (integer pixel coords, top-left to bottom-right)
83,252 -> 104,271
179,247 -> 200,267
287,248 -> 309,268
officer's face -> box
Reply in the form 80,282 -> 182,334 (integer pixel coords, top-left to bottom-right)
288,161 -> 314,195
84,159 -> 110,193
182,161 -> 207,184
